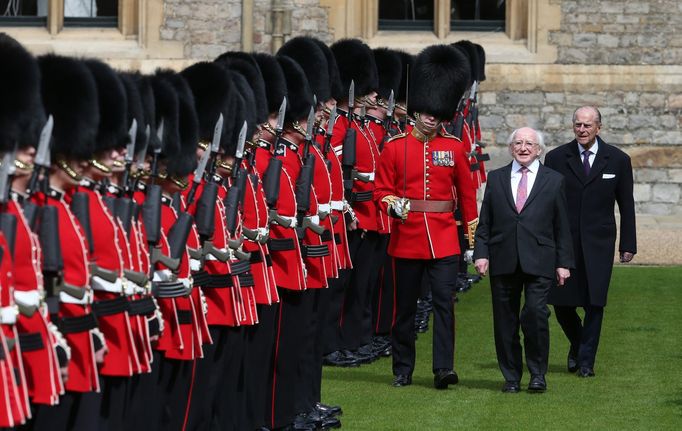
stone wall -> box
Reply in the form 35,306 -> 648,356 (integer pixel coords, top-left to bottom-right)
549,0 -> 682,64
477,88 -> 682,215
159,0 -> 333,58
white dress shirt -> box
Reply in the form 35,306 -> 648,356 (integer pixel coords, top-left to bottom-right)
577,138 -> 599,167
511,159 -> 540,202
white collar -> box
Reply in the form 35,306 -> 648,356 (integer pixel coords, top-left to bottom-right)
512,158 -> 540,174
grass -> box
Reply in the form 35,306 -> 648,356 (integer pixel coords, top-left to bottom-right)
322,266 -> 682,430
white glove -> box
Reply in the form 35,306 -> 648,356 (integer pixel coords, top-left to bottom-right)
464,250 -> 474,264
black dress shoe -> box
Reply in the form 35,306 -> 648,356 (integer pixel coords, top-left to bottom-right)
320,415 -> 341,430
502,381 -> 520,393
392,374 -> 412,387
577,366 -> 595,377
433,369 -> 459,389
315,401 -> 342,417
567,346 -> 579,373
528,375 -> 547,392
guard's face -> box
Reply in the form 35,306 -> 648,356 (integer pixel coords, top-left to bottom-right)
14,146 -> 36,176
573,108 -> 601,147
510,128 -> 541,165
415,113 -> 441,134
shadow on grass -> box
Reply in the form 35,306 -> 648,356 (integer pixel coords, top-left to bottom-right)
476,361 -> 569,374
324,368 -> 395,386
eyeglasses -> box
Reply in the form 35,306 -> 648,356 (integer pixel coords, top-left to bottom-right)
511,140 -> 538,149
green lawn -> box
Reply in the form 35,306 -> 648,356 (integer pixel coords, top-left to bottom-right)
322,266 -> 682,430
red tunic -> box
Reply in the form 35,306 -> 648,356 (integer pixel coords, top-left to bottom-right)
324,120 -> 352,269
374,126 -> 478,259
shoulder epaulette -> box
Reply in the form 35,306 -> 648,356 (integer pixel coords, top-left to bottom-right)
439,130 -> 461,141
386,132 -> 407,143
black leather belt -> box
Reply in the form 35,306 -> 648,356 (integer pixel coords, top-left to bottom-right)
238,273 -> 255,287
334,233 -> 342,244
300,244 -> 330,258
249,251 -> 264,264
206,274 -> 234,288
192,270 -> 211,287
230,260 -> 251,275
320,229 -> 333,242
92,296 -> 130,317
19,332 -> 44,352
128,297 -> 157,316
268,238 -> 295,252
152,281 -> 189,298
350,191 -> 373,202
57,313 -> 98,334
177,309 -> 192,325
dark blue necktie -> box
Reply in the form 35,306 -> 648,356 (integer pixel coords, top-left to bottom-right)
582,150 -> 592,176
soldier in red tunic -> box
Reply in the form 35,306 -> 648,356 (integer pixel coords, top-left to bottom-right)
374,45 -> 478,389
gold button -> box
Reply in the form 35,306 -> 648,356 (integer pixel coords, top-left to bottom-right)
426,173 -> 430,177
426,166 -> 430,170
426,194 -> 431,199
425,179 -> 430,184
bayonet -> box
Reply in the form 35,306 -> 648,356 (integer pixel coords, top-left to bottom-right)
387,90 -> 395,118
359,105 -> 367,125
35,115 -> 53,168
305,107 -> 315,143
276,97 -> 287,134
469,80 -> 478,101
155,119 -> 164,154
126,119 -> 137,163
211,113 -> 224,153
135,125 -> 150,170
0,150 -> 14,204
231,121 -> 247,179
347,81 -> 355,119
326,105 -> 337,138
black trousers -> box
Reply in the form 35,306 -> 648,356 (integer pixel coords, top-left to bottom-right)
267,288 -> 315,429
391,255 -> 458,377
296,288 -> 322,414
99,376 -> 128,431
554,305 -> 605,369
128,351 -> 162,431
372,235 -> 394,336
322,270 -> 350,354
245,304 -> 278,430
215,326 -> 246,431
491,271 -> 552,382
29,390 -> 100,431
340,230 -> 381,351
156,357 -> 193,431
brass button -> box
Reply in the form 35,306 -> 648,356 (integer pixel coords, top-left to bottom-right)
425,179 -> 430,184
426,194 -> 431,199
425,173 -> 430,177
426,165 -> 430,170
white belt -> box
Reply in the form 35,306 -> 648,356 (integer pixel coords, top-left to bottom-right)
91,275 -> 124,294
306,215 -> 320,225
14,290 -> 42,309
0,306 -> 18,324
318,203 -> 331,213
178,278 -> 192,290
357,171 -> 375,181
330,200 -> 344,211
59,289 -> 93,305
122,278 -> 137,296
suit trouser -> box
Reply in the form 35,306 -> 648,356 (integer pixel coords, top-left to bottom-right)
372,235 -> 394,336
244,304 -> 278,430
340,230 -> 380,351
491,271 -> 552,382
553,305 -> 605,369
267,288 -> 314,429
391,255 -> 458,377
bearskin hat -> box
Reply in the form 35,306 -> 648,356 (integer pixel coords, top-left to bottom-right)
0,33 -> 44,152
83,59 -> 128,153
276,55 -> 314,125
118,72 -> 146,150
278,37 -> 330,103
330,39 -> 378,99
131,74 -> 157,156
155,71 -> 198,177
215,52 -> 268,124
149,73 -> 180,162
474,43 -> 486,82
38,54 -> 99,161
311,38 -> 343,102
225,71 -> 257,156
396,51 -> 414,104
452,40 -> 479,86
252,53 -> 287,117
372,48 -> 403,102
181,61 -> 234,152
408,45 -> 470,121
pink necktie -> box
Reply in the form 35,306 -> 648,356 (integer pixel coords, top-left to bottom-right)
516,166 -> 528,212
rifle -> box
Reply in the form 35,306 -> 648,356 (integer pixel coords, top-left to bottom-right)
222,122 -> 251,261
0,150 -> 18,257
341,81 -> 357,203
262,98 -> 293,228
321,105 -> 337,172
295,107 -> 324,237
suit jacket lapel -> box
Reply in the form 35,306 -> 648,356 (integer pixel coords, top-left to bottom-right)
520,163 -> 549,212
500,163 -> 516,212
564,139 -> 586,183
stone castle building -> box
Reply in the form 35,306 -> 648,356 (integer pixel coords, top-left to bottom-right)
2,0 -> 681,215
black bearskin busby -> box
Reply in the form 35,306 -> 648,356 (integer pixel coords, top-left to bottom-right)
149,74 -> 180,163
396,51 -> 414,104
215,52 -> 268,124
0,33 -> 44,152
227,71 -> 257,156
408,45 -> 470,121
330,38 -> 378,98
38,54 -> 99,161
311,38 -> 344,102
155,71 -> 198,177
118,72 -> 146,149
474,43 -> 486,82
83,59 -> 128,153
278,36 -> 330,103
372,48 -> 403,102
132,74 -> 158,156
276,55 -> 314,125
452,40 -> 479,87
252,53 -> 287,116
181,61 -> 234,151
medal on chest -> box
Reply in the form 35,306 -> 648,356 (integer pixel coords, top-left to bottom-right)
432,150 -> 455,167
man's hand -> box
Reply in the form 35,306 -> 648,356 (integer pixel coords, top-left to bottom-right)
556,267 -> 570,286
474,258 -> 488,277
347,219 -> 358,231
620,251 -> 635,263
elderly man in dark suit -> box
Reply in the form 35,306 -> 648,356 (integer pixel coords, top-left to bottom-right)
474,127 -> 574,393
544,106 -> 636,378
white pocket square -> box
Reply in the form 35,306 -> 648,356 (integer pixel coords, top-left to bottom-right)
602,173 -> 616,179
